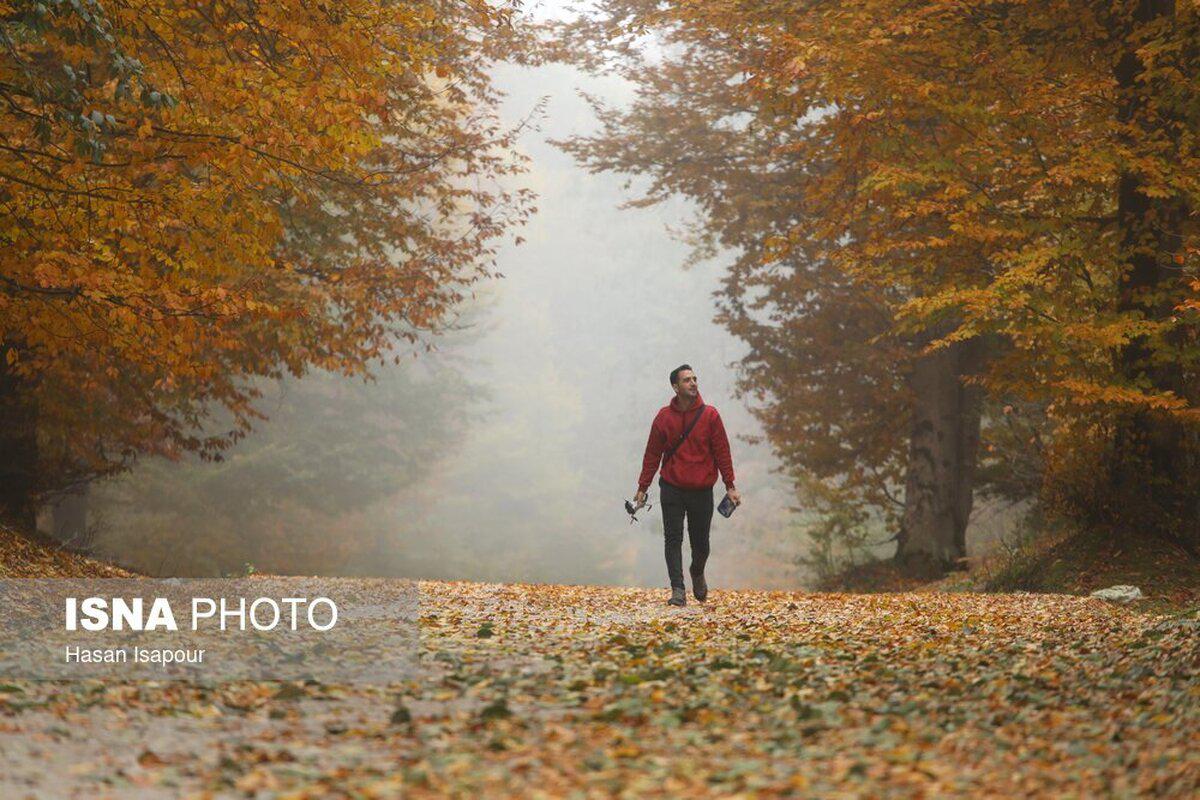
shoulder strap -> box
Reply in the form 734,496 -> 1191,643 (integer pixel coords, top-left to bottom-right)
662,404 -> 706,465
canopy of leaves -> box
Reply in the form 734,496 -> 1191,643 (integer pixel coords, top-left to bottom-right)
549,0 -> 1200,547
1,0 -> 531,490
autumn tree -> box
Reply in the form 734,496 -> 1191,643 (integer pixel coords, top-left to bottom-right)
554,0 -> 1200,567
549,2 -> 991,572
715,0 -> 1200,555
0,0 -> 531,526
1104,0 -> 1200,552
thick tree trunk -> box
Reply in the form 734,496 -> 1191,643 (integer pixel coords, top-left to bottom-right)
1108,0 -> 1199,555
894,337 -> 984,574
0,352 -> 38,529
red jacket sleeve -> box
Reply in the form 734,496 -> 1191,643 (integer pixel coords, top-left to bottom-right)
711,409 -> 736,489
637,415 -> 666,493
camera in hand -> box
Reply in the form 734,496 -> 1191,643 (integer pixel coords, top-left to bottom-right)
717,493 -> 737,518
624,498 -> 652,524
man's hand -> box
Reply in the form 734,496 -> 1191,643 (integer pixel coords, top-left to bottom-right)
726,488 -> 742,506
634,490 -> 647,509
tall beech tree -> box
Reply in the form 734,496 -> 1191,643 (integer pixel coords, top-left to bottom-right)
715,0 -> 1200,555
1106,0 -> 1199,552
0,0 -> 532,525
556,0 -> 1200,566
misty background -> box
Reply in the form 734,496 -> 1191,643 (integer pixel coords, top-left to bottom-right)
66,45 -> 810,589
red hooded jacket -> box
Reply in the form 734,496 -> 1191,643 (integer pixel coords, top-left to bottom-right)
638,392 -> 736,493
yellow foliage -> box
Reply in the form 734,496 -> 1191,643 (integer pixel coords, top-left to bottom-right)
1,0 -> 530,479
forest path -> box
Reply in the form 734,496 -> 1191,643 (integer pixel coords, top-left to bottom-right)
1,580 -> 1197,797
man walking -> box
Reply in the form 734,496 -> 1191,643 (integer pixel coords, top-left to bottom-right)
633,364 -> 740,606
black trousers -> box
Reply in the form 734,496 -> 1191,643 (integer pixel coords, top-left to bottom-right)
658,478 -> 714,589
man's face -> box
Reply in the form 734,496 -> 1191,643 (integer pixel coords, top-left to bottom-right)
673,369 -> 699,399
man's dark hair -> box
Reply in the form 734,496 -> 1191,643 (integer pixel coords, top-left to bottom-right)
669,364 -> 693,386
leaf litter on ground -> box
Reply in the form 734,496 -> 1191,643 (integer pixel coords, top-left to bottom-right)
0,580 -> 1196,797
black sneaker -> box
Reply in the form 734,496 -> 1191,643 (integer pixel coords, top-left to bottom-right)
668,586 -> 687,606
691,571 -> 708,602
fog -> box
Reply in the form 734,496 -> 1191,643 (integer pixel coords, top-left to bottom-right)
376,59 -> 805,589
79,47 -> 808,589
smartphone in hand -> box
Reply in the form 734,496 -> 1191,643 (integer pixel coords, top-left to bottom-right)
717,493 -> 736,518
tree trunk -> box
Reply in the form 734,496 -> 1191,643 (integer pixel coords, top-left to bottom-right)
0,350 -> 38,530
894,337 -> 984,574
1108,0 -> 1199,555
